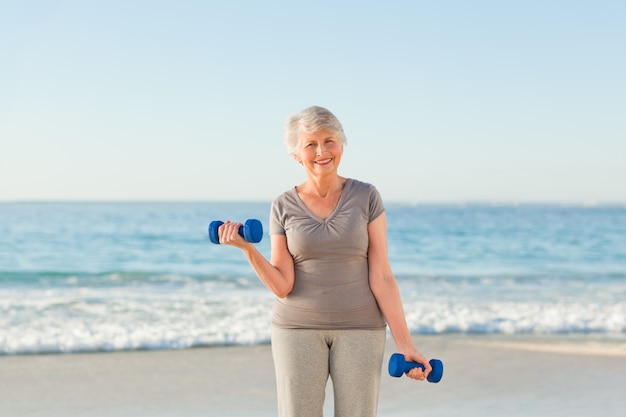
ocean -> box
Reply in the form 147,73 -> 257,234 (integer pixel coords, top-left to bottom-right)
1,201 -> 625,355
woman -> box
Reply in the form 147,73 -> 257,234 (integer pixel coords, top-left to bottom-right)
218,106 -> 431,417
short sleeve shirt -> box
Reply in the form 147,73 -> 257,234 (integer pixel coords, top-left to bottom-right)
269,178 -> 386,329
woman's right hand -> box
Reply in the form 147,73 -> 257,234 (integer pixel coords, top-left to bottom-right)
218,221 -> 250,249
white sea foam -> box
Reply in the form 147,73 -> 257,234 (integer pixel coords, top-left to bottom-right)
402,299 -> 626,335
1,279 -> 624,355
0,278 -> 274,354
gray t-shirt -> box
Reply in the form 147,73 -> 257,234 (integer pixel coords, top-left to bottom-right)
269,178 -> 387,329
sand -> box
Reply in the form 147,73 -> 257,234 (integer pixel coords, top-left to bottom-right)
1,335 -> 625,417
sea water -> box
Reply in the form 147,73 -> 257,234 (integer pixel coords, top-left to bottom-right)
1,202 -> 625,354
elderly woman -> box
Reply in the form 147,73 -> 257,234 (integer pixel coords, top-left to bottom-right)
218,106 -> 431,417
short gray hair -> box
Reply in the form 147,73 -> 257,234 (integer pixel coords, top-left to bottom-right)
284,106 -> 347,156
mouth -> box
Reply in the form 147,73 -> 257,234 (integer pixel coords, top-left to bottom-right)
314,158 -> 333,166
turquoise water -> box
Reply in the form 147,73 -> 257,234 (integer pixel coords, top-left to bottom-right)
1,202 -> 625,354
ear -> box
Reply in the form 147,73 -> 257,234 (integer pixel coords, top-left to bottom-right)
292,154 -> 302,164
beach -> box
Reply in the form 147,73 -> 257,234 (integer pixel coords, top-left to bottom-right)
2,203 -> 624,415
2,335 -> 625,417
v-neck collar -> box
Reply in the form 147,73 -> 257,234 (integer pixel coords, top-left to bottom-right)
291,178 -> 352,223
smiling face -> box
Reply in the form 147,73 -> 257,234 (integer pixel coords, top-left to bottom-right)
295,129 -> 344,177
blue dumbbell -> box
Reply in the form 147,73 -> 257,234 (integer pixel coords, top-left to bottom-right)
388,353 -> 444,383
208,219 -> 263,244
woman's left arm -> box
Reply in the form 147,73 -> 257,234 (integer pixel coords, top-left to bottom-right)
368,212 -> 431,381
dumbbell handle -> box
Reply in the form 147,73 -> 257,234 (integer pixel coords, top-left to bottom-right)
388,353 -> 444,383
208,219 -> 263,244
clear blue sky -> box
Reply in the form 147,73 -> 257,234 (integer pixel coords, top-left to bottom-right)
1,0 -> 624,203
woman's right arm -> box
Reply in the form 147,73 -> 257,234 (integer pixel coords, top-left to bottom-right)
219,221 -> 295,298
242,234 -> 294,298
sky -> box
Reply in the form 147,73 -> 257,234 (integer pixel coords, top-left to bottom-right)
1,0 -> 624,204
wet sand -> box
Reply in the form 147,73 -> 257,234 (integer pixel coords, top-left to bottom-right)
1,335 -> 624,417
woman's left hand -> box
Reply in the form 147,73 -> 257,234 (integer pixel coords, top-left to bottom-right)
400,349 -> 432,381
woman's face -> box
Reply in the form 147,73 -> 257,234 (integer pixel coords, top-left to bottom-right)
295,130 -> 343,176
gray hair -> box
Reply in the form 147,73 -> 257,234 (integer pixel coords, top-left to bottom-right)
284,106 -> 347,156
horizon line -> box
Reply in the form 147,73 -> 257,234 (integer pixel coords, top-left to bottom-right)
1,199 -> 625,207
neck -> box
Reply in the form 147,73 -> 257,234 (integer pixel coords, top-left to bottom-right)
301,175 -> 345,198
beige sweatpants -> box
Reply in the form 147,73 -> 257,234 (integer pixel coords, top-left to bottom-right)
270,326 -> 387,417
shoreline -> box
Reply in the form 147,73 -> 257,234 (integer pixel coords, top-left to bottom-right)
3,332 -> 625,358
1,335 -> 625,417
462,334 -> 626,357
